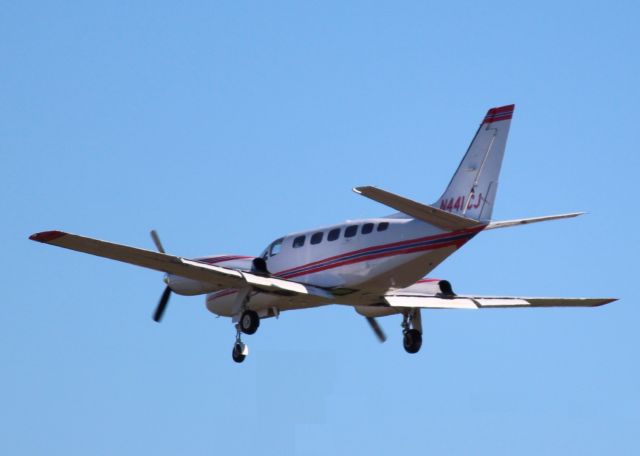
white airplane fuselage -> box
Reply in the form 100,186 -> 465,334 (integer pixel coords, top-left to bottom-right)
166,217 -> 483,317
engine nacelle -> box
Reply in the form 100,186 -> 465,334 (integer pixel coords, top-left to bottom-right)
206,288 -> 282,317
355,306 -> 401,318
165,275 -> 220,296
394,278 -> 455,296
166,254 -> 255,296
354,278 -> 455,317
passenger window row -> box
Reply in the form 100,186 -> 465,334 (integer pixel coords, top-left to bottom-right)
292,222 -> 388,248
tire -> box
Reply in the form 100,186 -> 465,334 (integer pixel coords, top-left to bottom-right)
240,310 -> 260,335
232,343 -> 246,363
403,329 -> 422,354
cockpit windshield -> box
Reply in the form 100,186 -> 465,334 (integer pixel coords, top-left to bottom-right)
268,238 -> 283,257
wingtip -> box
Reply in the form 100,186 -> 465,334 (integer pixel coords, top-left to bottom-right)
557,211 -> 587,220
29,230 -> 65,243
588,298 -> 618,307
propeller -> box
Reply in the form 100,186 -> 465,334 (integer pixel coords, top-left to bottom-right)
366,317 -> 387,343
150,230 -> 170,322
150,229 -> 165,253
153,286 -> 172,322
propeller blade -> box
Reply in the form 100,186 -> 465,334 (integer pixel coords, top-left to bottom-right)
153,286 -> 172,322
366,317 -> 387,343
150,230 -> 165,253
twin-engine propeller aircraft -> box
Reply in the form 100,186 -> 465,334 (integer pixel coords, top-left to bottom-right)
30,104 -> 616,363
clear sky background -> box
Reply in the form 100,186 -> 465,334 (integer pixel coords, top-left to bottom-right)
2,1 -> 639,454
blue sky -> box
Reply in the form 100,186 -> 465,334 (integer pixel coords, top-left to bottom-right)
2,1 -> 639,454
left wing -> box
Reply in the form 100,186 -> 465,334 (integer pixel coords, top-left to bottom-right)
385,294 -> 616,309
29,230 -> 334,301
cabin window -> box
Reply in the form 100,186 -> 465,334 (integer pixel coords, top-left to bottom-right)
361,223 -> 374,234
377,222 -> 389,232
328,228 -> 341,241
311,232 -> 323,245
270,238 -> 283,256
292,235 -> 306,248
344,225 -> 358,238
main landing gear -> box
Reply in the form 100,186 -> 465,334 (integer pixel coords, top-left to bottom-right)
403,329 -> 422,354
240,310 -> 260,335
231,309 -> 260,363
402,310 -> 423,354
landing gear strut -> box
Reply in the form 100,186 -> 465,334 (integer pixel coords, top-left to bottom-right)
401,310 -> 423,354
231,310 -> 260,363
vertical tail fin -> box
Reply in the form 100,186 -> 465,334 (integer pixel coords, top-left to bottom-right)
434,104 -> 514,222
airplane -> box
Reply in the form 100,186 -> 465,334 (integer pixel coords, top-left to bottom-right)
29,104 -> 616,363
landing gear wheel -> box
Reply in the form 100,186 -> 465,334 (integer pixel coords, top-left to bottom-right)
240,310 -> 260,335
403,329 -> 422,354
232,342 -> 247,363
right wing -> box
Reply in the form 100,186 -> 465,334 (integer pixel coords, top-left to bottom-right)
384,294 -> 616,309
29,230 -> 334,300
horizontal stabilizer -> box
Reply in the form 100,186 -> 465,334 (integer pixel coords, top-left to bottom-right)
385,294 -> 616,309
484,212 -> 585,230
353,186 -> 482,231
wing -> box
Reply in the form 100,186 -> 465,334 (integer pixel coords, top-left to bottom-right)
29,230 -> 334,301
384,294 -> 616,309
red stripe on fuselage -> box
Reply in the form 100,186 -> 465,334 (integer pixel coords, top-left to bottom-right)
278,235 -> 472,279
275,226 -> 484,276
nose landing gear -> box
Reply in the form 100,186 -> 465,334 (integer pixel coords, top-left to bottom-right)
231,309 -> 261,363
232,327 -> 249,363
